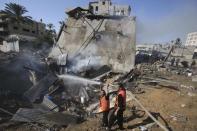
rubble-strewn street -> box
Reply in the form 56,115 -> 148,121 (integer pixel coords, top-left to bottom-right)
1,0 -> 197,131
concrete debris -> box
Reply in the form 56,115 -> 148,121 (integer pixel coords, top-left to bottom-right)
141,77 -> 180,89
1,1 -> 197,131
192,75 -> 197,82
187,92 -> 196,97
24,73 -> 58,102
170,113 -> 188,122
181,104 -> 186,108
180,84 -> 196,92
11,108 -> 78,126
1,42 -> 196,131
139,122 -> 156,131
86,102 -> 99,113
41,95 -> 59,112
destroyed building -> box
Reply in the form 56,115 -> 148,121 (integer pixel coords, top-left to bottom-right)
0,11 -> 47,42
1,1 -> 197,131
49,0 -> 136,73
0,10 -> 49,53
185,32 -> 197,47
89,0 -> 131,16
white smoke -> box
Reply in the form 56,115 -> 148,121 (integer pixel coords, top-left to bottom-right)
68,44 -> 103,73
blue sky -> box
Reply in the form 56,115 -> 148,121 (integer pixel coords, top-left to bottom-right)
0,0 -> 197,44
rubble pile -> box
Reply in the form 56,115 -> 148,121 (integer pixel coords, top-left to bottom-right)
0,50 -> 197,130
0,2 -> 197,131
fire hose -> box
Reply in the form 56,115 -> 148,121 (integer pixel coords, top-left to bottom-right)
129,94 -> 170,131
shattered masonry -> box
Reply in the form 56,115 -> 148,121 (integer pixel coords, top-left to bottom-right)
49,7 -> 136,73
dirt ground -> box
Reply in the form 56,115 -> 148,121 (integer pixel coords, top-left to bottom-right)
1,74 -> 197,131
62,75 -> 197,131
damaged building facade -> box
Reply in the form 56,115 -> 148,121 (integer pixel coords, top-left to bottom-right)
185,32 -> 197,47
89,0 -> 131,16
0,11 -> 47,52
0,11 -> 46,42
50,0 -> 136,73
1,1 -> 197,131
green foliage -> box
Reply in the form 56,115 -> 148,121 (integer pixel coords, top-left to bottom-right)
1,3 -> 56,47
34,31 -> 54,47
34,23 -> 56,47
1,2 -> 32,23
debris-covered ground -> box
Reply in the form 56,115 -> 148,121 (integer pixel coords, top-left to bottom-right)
0,11 -> 196,131
62,89 -> 197,131
61,71 -> 197,131
1,55 -> 197,131
1,1 -> 197,131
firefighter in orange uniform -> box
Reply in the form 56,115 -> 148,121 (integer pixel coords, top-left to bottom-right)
114,83 -> 126,130
99,89 -> 110,127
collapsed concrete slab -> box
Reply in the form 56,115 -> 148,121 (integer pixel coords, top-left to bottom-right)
24,73 -> 58,102
11,108 -> 78,126
49,9 -> 136,73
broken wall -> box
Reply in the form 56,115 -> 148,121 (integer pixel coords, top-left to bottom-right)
0,40 -> 19,52
172,46 -> 196,62
49,16 -> 136,72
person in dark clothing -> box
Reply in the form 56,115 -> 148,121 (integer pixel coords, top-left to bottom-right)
132,67 -> 141,81
115,94 -> 125,130
176,58 -> 180,67
191,60 -> 196,68
108,83 -> 126,130
171,57 -> 175,66
99,89 -> 110,127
